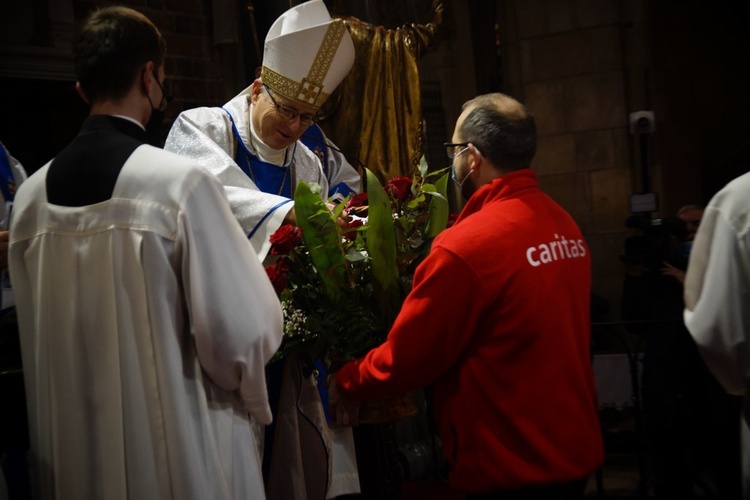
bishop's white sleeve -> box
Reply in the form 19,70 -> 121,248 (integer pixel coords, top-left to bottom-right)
179,170 -> 283,424
165,107 -> 292,260
323,135 -> 361,199
684,206 -> 750,396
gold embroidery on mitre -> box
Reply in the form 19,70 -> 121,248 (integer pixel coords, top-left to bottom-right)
260,67 -> 298,99
260,20 -> 346,109
298,79 -> 322,105
298,20 -> 346,107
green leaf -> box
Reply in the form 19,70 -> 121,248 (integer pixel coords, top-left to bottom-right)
419,155 -> 429,179
425,172 -> 450,238
365,168 -> 400,321
331,200 -> 347,219
424,165 -> 451,180
420,185 -> 448,203
345,248 -> 368,263
294,181 -> 347,301
406,193 -> 426,210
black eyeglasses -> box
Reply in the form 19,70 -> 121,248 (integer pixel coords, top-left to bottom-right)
263,84 -> 316,126
444,142 -> 470,159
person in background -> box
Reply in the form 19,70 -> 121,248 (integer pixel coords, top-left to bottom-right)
621,205 -> 742,498
8,6 -> 282,498
661,204 -> 704,284
684,171 -> 750,499
0,141 -> 28,500
678,204 -> 704,242
0,142 -> 26,274
330,92 -> 604,499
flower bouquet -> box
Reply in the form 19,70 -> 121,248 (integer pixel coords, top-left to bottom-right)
265,159 -> 450,423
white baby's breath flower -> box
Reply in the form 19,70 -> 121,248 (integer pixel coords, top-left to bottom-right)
281,300 -> 312,339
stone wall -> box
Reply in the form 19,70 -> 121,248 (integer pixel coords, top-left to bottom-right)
74,0 -> 251,127
498,0 -> 636,319
0,0 -> 251,170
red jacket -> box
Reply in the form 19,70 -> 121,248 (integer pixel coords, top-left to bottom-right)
336,169 -> 603,492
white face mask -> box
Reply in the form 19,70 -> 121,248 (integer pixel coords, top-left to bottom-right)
450,146 -> 471,187
451,164 -> 471,188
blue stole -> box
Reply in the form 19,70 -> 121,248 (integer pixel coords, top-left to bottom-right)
0,146 -> 18,202
300,124 -> 329,175
222,108 -> 294,199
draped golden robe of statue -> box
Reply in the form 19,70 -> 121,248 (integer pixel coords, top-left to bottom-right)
318,1 -> 445,184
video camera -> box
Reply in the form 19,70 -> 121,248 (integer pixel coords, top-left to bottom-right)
621,214 -> 687,270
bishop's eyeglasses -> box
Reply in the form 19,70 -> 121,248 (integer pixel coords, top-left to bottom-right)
263,84 -> 317,126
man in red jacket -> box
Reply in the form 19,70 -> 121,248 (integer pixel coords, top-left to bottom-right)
330,93 -> 603,498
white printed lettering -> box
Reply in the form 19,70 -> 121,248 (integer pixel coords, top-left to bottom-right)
526,247 -> 540,267
525,234 -> 588,267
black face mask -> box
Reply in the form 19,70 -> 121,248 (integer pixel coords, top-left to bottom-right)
145,73 -> 171,143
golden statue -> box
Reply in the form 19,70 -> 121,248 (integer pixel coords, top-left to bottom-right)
319,0 -> 446,184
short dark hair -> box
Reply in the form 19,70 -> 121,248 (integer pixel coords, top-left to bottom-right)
459,93 -> 537,171
74,6 -> 166,103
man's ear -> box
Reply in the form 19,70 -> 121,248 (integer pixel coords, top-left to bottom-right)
249,78 -> 263,104
141,61 -> 156,95
75,82 -> 90,105
467,143 -> 483,172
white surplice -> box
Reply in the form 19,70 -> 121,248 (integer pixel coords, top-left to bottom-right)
684,170 -> 750,498
9,145 -> 283,499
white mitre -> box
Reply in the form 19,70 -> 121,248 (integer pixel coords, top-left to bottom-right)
260,0 -> 355,110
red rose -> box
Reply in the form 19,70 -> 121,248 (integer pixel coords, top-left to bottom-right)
270,224 -> 303,255
265,260 -> 289,295
345,192 -> 368,211
344,218 -> 364,241
385,176 -> 413,202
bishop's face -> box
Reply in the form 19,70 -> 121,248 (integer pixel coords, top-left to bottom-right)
250,82 -> 317,150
